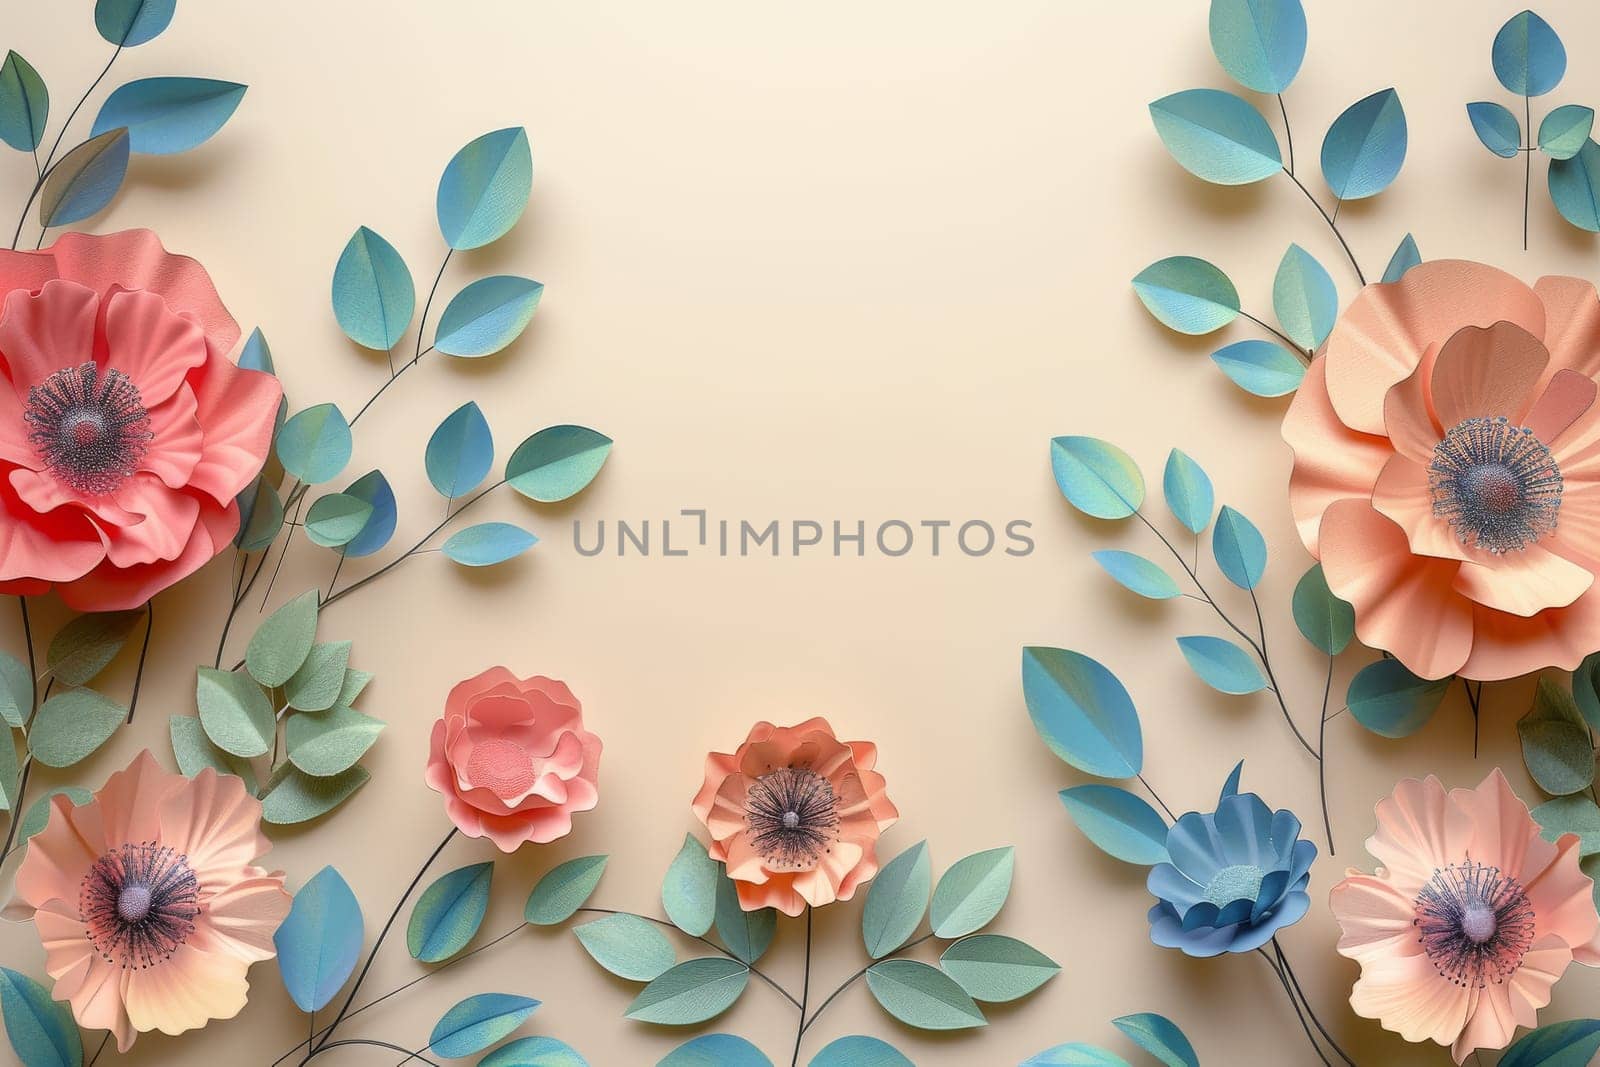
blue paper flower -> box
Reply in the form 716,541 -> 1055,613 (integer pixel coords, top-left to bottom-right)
1146,791 -> 1316,957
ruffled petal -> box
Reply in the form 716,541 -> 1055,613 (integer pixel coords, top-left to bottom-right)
1451,544 -> 1593,617
1524,368 -> 1597,444
1428,321 -> 1548,429
1283,356 -> 1392,554
1456,591 -> 1600,679
1535,274 -> 1600,383
185,358 -> 280,505
57,497 -> 235,612
140,384 -> 203,490
1365,775 -> 1472,890
1331,873 -> 1423,963
0,280 -> 97,393
1521,833 -> 1600,965
101,288 -> 207,406
0,473 -> 104,583
156,767 -> 272,888
1349,949 -> 1472,1051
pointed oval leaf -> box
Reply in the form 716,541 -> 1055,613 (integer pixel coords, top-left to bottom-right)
624,958 -> 748,1025
0,650 -> 31,728
304,492 -> 373,548
1541,105 -> 1594,161
1022,1045 -> 1131,1067
574,913 -> 674,981
1131,256 -> 1239,335
1092,550 -> 1180,600
1149,89 -> 1282,185
1499,1019 -> 1600,1067
1212,505 -> 1266,589
94,0 -> 176,46
1163,449 -> 1213,533
930,847 -> 1014,938
47,609 -> 140,685
236,478 -> 285,551
1519,677 -> 1596,795
1112,1013 -> 1200,1067
91,77 -> 246,154
714,871 -> 775,965
429,993 -> 539,1057
661,1034 -> 770,1067
1574,651 -> 1600,731
939,935 -> 1060,1003
0,966 -> 81,1067
1021,647 -> 1143,778
479,1036 -> 589,1067
274,866 -> 363,1012
239,327 -> 275,374
286,704 -> 384,777
332,227 -> 414,350
1382,233 -> 1422,283
437,127 -> 533,250
408,862 -> 493,963
169,714 -> 255,791
1292,563 -> 1355,654
286,641 -> 352,713
1273,244 -> 1337,350
434,276 -> 544,357
1219,759 -> 1245,803
862,840 -> 931,958
27,689 -> 125,767
662,833 -> 718,936
277,403 -> 352,484
864,959 -> 985,1030
1493,10 -> 1566,97
246,589 -> 320,686
442,522 -> 537,567
1058,784 -> 1170,865
506,425 -> 612,502
525,855 -> 608,925
1320,88 -> 1407,200
260,764 -> 369,825
341,470 -> 397,558
1549,140 -> 1600,231
39,127 -> 128,228
1208,0 -> 1306,94
1050,436 -> 1144,519
195,666 -> 275,758
426,402 -> 494,499
810,1036 -> 913,1067
15,786 -> 90,847
1177,635 -> 1266,695
1346,658 -> 1450,738
1210,339 -> 1304,397
1467,101 -> 1521,158
0,52 -> 48,152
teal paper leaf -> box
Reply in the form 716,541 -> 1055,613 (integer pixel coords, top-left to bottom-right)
285,704 -> 384,777
939,935 -> 1060,1003
0,967 -> 80,1067
1058,784 -> 1170,865
1112,1013 -> 1200,1067
236,479 -> 284,552
625,958 -> 748,1025
525,855 -> 608,925
660,1035 -> 770,1067
1574,651 -> 1600,731
662,833 -> 719,937
277,404 -> 352,484
1021,646 -> 1143,778
1163,449 -> 1213,534
864,960 -> 986,1030
1272,244 -> 1337,350
0,732 -> 15,812
1467,101 -> 1521,158
342,471 -> 397,558
38,127 -> 128,228
332,227 -> 414,351
239,327 -> 275,374
442,522 -> 538,567
1210,339 -> 1304,397
437,127 -> 533,250
1131,256 -> 1240,335
27,689 -> 124,768
810,1035 -> 913,1067
1211,505 -> 1266,589
480,1036 -> 590,1067
91,77 -> 246,154
1549,140 -> 1600,231
260,764 -> 370,825
1291,563 -> 1355,655
929,847 -> 1014,938
426,402 -> 494,499
1177,635 -> 1266,695
429,993 -> 539,1058
1493,10 -> 1566,97
1208,0 -> 1306,94
1149,89 -> 1282,185
1022,1045 -> 1131,1066
434,276 -> 544,357
1092,550 -> 1180,600
1531,795 -> 1600,855
196,666 -> 275,759
714,871 -> 776,964
303,492 -> 373,549
862,840 -> 931,958
574,913 -> 674,981
16,787 -> 90,846
1541,105 -> 1594,160
0,52 -> 48,152
1320,88 -> 1407,200
274,866 -> 363,1013
1049,436 -> 1144,520
408,862 -> 493,963
94,0 -> 176,46
1382,233 -> 1422,283
1346,658 -> 1450,738
246,589 -> 320,687
1519,677 -> 1596,796
1499,1019 -> 1600,1067
505,425 -> 613,502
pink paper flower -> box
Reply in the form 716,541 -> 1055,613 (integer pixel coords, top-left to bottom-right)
0,230 -> 280,611
1330,769 -> 1600,1063
424,667 -> 602,851
14,751 -> 289,1052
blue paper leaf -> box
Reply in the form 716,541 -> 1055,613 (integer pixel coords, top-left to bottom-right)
1049,436 -> 1144,520
1211,505 -> 1266,589
1162,449 -> 1214,534
1022,1045 -> 1130,1066
1467,101 -> 1522,158
1208,0 -> 1306,94
1113,1013 -> 1200,1067
1549,140 -> 1600,231
434,276 -> 544,358
505,425 -> 613,503
407,861 -> 493,964
1347,658 -> 1450,738
341,470 -> 397,558
1210,339 -> 1304,397
1131,256 -> 1240,335
1058,784 -> 1169,865
94,0 -> 176,46
276,403 -> 352,484
303,492 -> 373,549
1177,635 -> 1266,694
1021,647 -> 1143,778
660,1034 -> 771,1067
626,959 -> 750,1024
429,993 -> 540,1058
1499,1019 -> 1600,1067
1092,550 -> 1180,600
274,866 -> 364,1013
810,1035 -> 913,1067
426,401 -> 494,499
479,1036 -> 590,1067
38,127 -> 128,228
332,227 -> 415,351
1320,88 -> 1407,200
91,77 -> 246,155
1149,89 -> 1282,185
1219,760 -> 1244,802
1493,10 -> 1566,97
1272,244 -> 1337,350
1540,105 -> 1595,160
239,327 -> 275,374
1382,234 -> 1422,283
0,967 -> 80,1067
0,52 -> 48,152
437,127 -> 533,250
1292,563 -> 1355,655
442,522 -> 538,567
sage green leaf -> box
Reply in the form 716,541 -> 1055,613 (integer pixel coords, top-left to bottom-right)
1272,243 -> 1336,350
0,966 -> 81,1067
286,704 -> 384,777
285,641 -> 352,712
624,958 -> 748,1025
0,649 -> 31,727
332,226 -> 414,350
1531,795 -> 1600,856
1519,677 -> 1596,795
408,862 -> 493,963
1058,784 -> 1170,865
1149,89 -> 1281,185
1499,1019 -> 1600,1067
1211,505 -> 1266,589
259,763 -> 369,825
662,833 -> 718,936
17,786 -> 91,845
1021,647 -> 1143,778
660,1035 -> 769,1067
574,913 -> 674,981
39,127 -> 128,227
929,847 -> 1014,938
196,666 -> 274,758
480,1036 -> 590,1067
1131,256 -> 1239,335
1382,233 -> 1421,283
303,493 -> 373,548
236,479 -> 285,551
246,589 -> 319,686
1210,339 -> 1305,397
1162,449 -> 1213,533
0,731 -> 16,812
864,959 -> 985,1030
429,993 -> 539,1057
1541,104 -> 1594,161
714,870 -> 775,964
169,715 -> 256,791
337,668 -> 374,707
505,425 -> 613,502
46,610 -> 141,685
1112,1013 -> 1199,1067
1292,563 -> 1354,655
1049,436 -> 1144,520
862,840 -> 931,958
1177,635 -> 1266,695
1023,1045 -> 1131,1066
0,52 -> 48,152
1347,659 -> 1449,739
276,404 -> 352,485
1576,651 -> 1600,731
27,689 -> 124,767
1092,550 -> 1180,600
1549,140 -> 1600,231
939,935 -> 1059,1002
437,127 -> 533,250
810,1036 -> 913,1067
434,276 -> 544,357
525,855 -> 608,925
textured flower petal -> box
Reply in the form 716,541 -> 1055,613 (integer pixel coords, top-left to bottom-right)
1365,776 -> 1471,890
185,357 -> 281,505
1521,833 -> 1600,965
1283,357 -> 1392,554
158,767 -> 272,887
102,288 -> 207,406
1457,594 -> 1600,679
1451,939 -> 1571,1063
1429,321 -> 1548,429
102,474 -> 201,567
1371,455 -> 1469,561
0,279 -> 97,392
14,795 -> 104,910
1331,873 -> 1422,962
200,872 -> 291,961
1535,274 -> 1600,384
1525,368 -> 1597,444
59,497 -> 236,611
0,475 -> 104,583
122,934 -> 251,1039
0,380 -> 34,467
140,385 -> 203,489
1452,544 -> 1593,616
1349,949 -> 1471,1049
34,899 -> 135,1051
1383,346 -> 1445,464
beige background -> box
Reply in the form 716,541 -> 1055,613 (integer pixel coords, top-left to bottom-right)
3,1 -> 1599,1064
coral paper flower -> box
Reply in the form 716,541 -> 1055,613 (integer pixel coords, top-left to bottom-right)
0,230 -> 280,611
14,751 -> 289,1051
691,717 -> 898,916
1330,770 -> 1600,1063
424,667 -> 602,851
1285,260 -> 1600,680
1146,790 -> 1316,957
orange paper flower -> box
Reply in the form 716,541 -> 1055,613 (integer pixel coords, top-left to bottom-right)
425,667 -> 602,851
1330,770 -> 1600,1063
1284,260 -> 1600,679
691,717 -> 898,916
14,751 -> 289,1052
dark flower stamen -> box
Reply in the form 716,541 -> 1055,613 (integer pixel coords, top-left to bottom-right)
746,766 -> 839,869
1429,416 -> 1562,554
1414,860 -> 1534,988
81,842 -> 200,969
24,362 -> 151,495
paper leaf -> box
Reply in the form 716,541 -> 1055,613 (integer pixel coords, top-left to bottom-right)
94,0 -> 175,46
506,425 -> 613,502
0,650 -> 30,728
865,959 -> 985,1030
660,1035 -> 770,1067
1208,0 -> 1306,94
1574,651 -> 1600,731
1519,677 -> 1596,795
1022,1045 -> 1131,1066
713,870 -> 775,965
1382,233 -> 1422,283
169,715 -> 256,791
246,590 -> 319,686
0,52 -> 48,152
0,967 -> 81,1067
1272,244 -> 1337,349
285,641 -> 352,712
239,326 -> 275,374
286,704 -> 383,777
1092,550 -> 1180,600
1346,658 -> 1449,738
38,127 -> 128,228
341,471 -> 398,558
277,404 -> 352,484
862,839 -> 931,958
1320,88 -> 1407,200
337,669 -> 372,707
1058,784 -> 1170,865
1499,1019 -> 1600,1067
1210,339 -> 1305,397
939,935 -> 1059,1003
1149,89 -> 1282,185
479,1036 -> 590,1067
429,993 -> 539,1057
1467,101 -> 1521,158
426,402 -> 494,499
91,77 -> 245,154
304,492 -> 373,549
437,127 -> 533,250
1131,256 -> 1240,335
929,847 -> 1014,938
442,522 -> 538,567
1050,436 -> 1144,520
626,958 -> 749,1025
1549,140 -> 1600,231
1021,646 -> 1143,778
27,689 -> 124,768
1531,795 -> 1600,856
661,833 -> 718,936
1493,10 -> 1566,97
525,855 -> 608,925
46,609 -> 140,686
1112,1013 -> 1200,1067
408,862 -> 493,964
195,666 -> 274,758
0,733 -> 15,812
236,479 -> 285,551
1211,505 -> 1266,589
1177,635 -> 1266,695
574,913 -> 674,981
16,787 -> 91,846
810,1036 -> 913,1067
1162,449 -> 1213,534
1540,105 -> 1594,160
274,866 -> 363,1012
434,276 -> 544,357
1291,563 -> 1355,655
332,227 -> 415,351
260,764 -> 369,825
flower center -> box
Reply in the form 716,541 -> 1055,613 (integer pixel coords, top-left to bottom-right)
1203,863 -> 1266,907
465,737 -> 536,799
745,766 -> 840,870
1414,861 -> 1534,988
81,842 -> 200,969
1429,416 -> 1562,554
24,362 -> 151,496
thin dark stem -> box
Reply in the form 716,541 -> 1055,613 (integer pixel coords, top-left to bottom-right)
327,553 -> 346,600
1257,946 -> 1331,1066
574,907 -> 801,1009
1282,169 -> 1367,286
125,600 -> 155,724
791,907 -> 813,1067
217,548 -> 270,667
1277,93 -> 1295,175
16,595 -> 34,696
0,759 -> 32,861
303,1039 -> 439,1066
86,1032 -> 111,1067
799,933 -> 936,1036
413,252 -> 452,367
11,43 -> 122,249
260,494 -> 305,610
1239,310 -> 1310,361
322,481 -> 504,609
349,251 -> 451,428
1137,772 -> 1178,822
1462,678 -> 1482,758
1523,95 -> 1532,251
1275,938 -> 1356,1067
1318,655 -> 1335,855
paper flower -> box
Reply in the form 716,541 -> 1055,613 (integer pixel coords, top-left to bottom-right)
0,229 -> 280,611
1330,770 -> 1600,1063
424,666 -> 602,851
1284,259 -> 1600,680
1146,791 -> 1316,957
13,750 -> 289,1051
690,717 -> 898,916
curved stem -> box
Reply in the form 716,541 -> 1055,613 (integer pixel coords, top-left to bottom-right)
1275,938 -> 1356,1067
303,1039 -> 439,1066
574,907 -> 801,1010
1239,310 -> 1310,362
1137,772 -> 1178,822
86,1032 -> 111,1067
1462,679 -> 1483,758
1281,169 -> 1367,286
1257,946 -> 1331,1066
322,481 -> 504,610
1317,655 -> 1335,855
1523,95 -> 1532,251
791,907 -> 813,1067
1277,94 -> 1295,175
125,599 -> 155,724
349,251 -> 451,428
11,43 -> 122,249
798,933 -> 935,1037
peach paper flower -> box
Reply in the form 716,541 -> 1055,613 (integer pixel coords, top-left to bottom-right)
691,717 -> 898,916
14,750 -> 290,1051
1284,259 -> 1600,680
425,666 -> 602,851
1330,769 -> 1600,1063
0,229 -> 280,611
